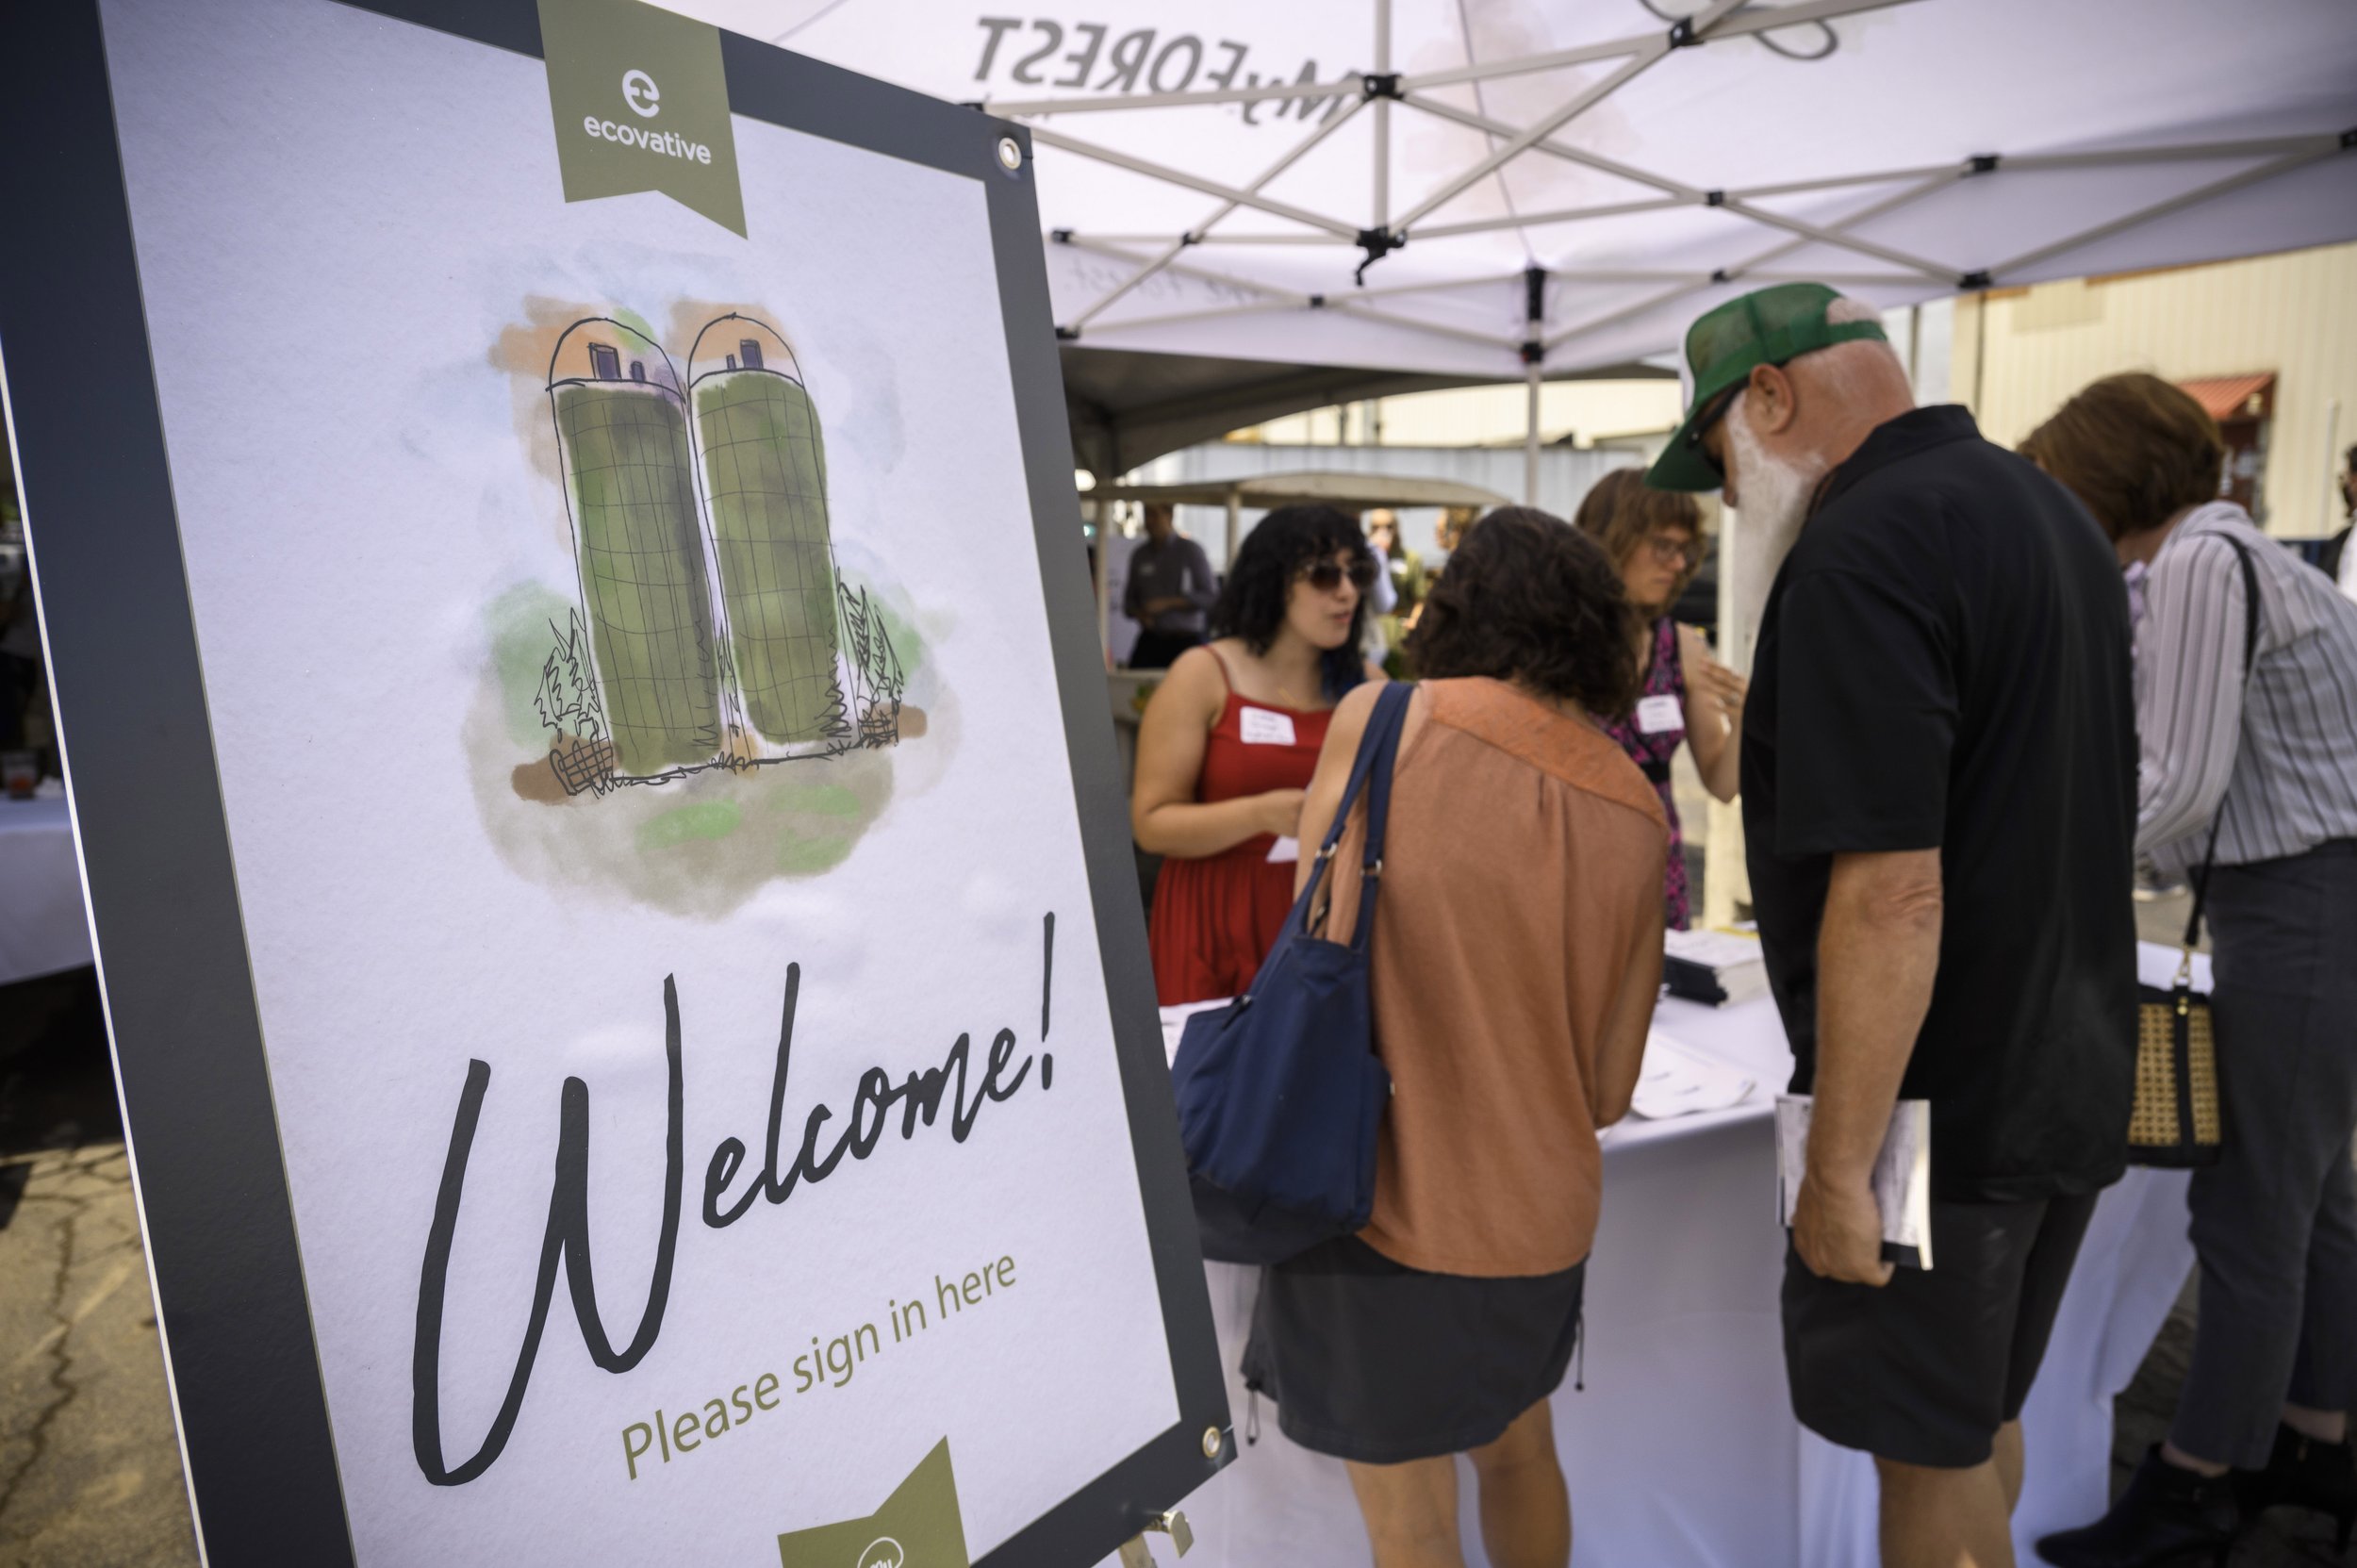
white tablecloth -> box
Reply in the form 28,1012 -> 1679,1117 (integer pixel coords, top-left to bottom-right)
0,793 -> 92,986
1140,975 -> 2195,1567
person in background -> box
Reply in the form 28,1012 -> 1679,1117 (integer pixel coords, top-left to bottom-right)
2022,376 -> 2357,1567
1129,505 -> 1376,1006
2319,442 -> 2355,601
1433,504 -> 1478,562
1650,283 -> 2138,1568
1366,509 -> 1428,610
0,563 -> 40,753
1575,469 -> 1746,928
1358,508 -> 1401,669
1364,508 -> 1426,676
1247,506 -> 1663,1568
1122,503 -> 1219,669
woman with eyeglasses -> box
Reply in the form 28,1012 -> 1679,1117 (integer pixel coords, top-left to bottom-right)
1131,504 -> 1383,1005
1574,470 -> 1746,929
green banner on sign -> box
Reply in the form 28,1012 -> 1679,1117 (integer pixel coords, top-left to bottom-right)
777,1439 -> 970,1568
538,0 -> 746,236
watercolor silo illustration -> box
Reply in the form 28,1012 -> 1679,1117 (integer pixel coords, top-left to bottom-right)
685,315 -> 850,750
546,321 -> 724,777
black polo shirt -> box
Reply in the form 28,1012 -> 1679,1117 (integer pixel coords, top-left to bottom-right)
1741,405 -> 2139,1202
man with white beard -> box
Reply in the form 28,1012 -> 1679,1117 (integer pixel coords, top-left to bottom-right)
1647,285 -> 2139,1568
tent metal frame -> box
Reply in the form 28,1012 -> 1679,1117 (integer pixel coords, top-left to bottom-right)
997,0 -> 2351,376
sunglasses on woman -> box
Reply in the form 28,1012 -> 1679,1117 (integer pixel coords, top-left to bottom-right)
1299,554 -> 1379,593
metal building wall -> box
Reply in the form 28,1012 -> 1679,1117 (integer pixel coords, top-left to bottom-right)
1953,241 -> 2357,539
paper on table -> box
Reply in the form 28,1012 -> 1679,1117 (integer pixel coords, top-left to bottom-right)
1628,1031 -> 1758,1120
1775,1095 -> 1935,1270
1664,927 -> 1765,970
2135,941 -> 2214,995
1265,835 -> 1299,865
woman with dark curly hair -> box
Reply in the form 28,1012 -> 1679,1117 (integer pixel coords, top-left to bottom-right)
1575,469 -> 1747,928
1129,504 -> 1378,1005
1242,506 -> 1668,1568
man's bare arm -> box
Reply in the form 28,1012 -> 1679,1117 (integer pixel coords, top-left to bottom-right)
1792,846 -> 1943,1285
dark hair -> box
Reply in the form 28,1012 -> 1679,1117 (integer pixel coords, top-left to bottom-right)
2019,372 -> 2225,540
1574,469 -> 1706,604
1211,504 -> 1371,699
1408,505 -> 1639,716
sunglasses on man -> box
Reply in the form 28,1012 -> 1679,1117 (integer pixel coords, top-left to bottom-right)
1682,384 -> 1742,482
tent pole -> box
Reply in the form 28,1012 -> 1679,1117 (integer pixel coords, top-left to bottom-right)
1525,366 -> 1542,506
1226,490 -> 1243,570
1374,0 -> 1392,230
1524,264 -> 1546,506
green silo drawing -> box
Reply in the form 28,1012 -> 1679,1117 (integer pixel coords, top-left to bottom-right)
549,322 -> 723,776
687,316 -> 848,746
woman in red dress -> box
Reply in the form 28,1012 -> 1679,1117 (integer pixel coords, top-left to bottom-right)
1130,505 -> 1379,1005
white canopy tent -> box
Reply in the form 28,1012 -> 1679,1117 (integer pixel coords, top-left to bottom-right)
674,0 -> 2357,494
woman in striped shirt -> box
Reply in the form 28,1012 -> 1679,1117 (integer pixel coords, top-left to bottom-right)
2026,372 -> 2357,1567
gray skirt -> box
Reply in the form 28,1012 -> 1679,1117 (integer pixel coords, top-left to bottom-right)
1240,1234 -> 1586,1465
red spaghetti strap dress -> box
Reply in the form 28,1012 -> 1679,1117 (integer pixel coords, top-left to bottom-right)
1147,652 -> 1335,1006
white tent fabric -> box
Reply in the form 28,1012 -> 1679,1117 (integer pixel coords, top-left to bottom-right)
674,0 -> 2357,384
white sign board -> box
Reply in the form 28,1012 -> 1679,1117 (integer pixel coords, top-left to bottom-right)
0,1 -> 1228,1562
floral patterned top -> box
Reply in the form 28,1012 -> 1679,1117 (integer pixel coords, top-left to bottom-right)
1601,617 -> 1689,929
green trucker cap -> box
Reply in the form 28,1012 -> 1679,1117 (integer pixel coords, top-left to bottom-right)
1646,282 -> 1888,492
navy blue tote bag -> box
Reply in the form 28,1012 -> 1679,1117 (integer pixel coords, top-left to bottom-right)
1169,681 -> 1413,1265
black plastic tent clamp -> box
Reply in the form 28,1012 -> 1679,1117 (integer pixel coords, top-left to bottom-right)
1354,227 -> 1404,286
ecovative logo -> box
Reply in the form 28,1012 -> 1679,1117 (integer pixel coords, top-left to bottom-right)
538,0 -> 747,236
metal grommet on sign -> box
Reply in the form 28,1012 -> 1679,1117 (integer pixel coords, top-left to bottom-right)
1200,1427 -> 1223,1459
996,135 -> 1023,173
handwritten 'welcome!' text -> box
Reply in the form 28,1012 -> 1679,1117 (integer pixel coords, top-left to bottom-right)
409,916 -> 1059,1486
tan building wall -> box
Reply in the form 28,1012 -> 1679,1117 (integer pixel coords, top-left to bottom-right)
1953,241 -> 2357,540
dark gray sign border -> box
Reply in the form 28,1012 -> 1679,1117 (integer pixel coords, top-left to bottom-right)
0,3 -> 1228,1563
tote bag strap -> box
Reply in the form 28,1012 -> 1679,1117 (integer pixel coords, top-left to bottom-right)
1347,683 -> 1415,943
1301,682 -> 1414,945
2181,537 -> 2262,953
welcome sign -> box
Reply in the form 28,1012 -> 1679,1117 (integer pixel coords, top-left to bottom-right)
0,1 -> 1228,1563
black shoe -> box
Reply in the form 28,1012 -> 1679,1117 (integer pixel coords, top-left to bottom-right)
2242,1422 -> 2357,1551
2036,1446 -> 2245,1568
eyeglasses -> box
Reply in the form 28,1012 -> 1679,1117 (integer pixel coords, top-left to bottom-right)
1642,532 -> 1700,567
1300,555 -> 1379,593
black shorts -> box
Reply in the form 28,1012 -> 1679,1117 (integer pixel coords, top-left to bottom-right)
1241,1235 -> 1586,1465
1783,1191 -> 2099,1469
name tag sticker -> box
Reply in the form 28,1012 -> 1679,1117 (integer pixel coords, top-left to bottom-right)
1239,707 -> 1297,747
1637,695 -> 1684,735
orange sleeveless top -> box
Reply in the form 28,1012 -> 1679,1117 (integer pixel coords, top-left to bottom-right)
1320,678 -> 1668,1277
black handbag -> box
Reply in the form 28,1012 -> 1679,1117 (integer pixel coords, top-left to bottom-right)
2128,536 -> 2258,1168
